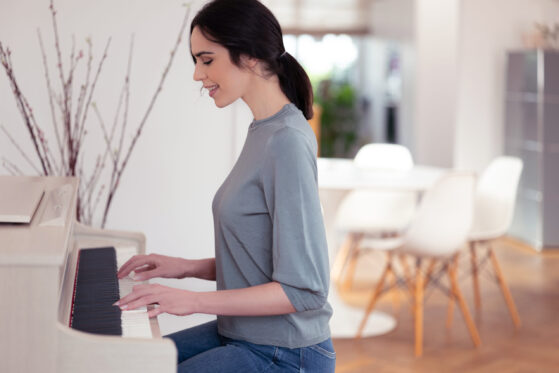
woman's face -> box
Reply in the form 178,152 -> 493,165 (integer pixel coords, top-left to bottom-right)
190,26 -> 252,108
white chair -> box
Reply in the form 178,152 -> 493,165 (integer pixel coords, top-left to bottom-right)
356,172 -> 481,357
464,156 -> 523,328
331,144 -> 417,292
353,143 -> 414,171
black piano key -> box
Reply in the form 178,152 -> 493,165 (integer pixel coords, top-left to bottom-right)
70,246 -> 123,336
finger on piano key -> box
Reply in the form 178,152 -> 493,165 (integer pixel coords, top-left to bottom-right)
118,274 -> 148,312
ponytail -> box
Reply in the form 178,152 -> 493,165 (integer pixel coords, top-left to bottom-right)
277,52 -> 314,120
191,0 -> 314,119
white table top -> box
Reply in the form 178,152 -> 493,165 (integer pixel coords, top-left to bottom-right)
317,157 -> 446,191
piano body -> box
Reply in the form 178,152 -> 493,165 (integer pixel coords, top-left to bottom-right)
0,176 -> 176,373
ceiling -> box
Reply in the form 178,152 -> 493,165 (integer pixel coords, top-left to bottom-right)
260,0 -> 374,35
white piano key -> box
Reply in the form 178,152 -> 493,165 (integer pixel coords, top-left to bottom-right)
115,245 -> 138,268
118,276 -> 147,312
115,246 -> 151,338
121,310 -> 153,338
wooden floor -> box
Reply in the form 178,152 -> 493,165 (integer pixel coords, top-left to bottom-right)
332,238 -> 559,372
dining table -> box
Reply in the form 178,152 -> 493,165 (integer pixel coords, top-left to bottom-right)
317,157 -> 446,338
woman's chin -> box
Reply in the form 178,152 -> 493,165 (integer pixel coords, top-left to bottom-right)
213,97 -> 235,108
214,101 -> 227,108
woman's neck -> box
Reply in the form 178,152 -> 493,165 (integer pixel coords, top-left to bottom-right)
242,72 -> 291,121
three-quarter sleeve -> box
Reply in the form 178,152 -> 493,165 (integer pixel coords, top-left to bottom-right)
261,126 -> 330,312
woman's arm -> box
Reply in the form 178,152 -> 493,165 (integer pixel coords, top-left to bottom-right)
182,258 -> 216,281
117,254 -> 216,281
116,281 -> 296,318
194,282 -> 296,316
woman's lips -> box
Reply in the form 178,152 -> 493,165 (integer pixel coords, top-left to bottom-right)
206,85 -> 218,97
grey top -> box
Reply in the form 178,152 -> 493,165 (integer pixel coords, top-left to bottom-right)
212,103 -> 332,348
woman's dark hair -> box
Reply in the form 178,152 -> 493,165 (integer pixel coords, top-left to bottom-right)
190,0 -> 314,119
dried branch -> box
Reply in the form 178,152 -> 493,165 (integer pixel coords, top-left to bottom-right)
0,43 -> 49,175
116,35 -> 134,168
101,3 -> 191,227
91,103 -> 117,164
72,39 -> 91,166
38,29 -> 65,174
20,94 -> 55,174
1,125 -> 41,174
48,0 -> 75,171
1,157 -> 23,175
75,37 -> 111,169
1,0 -> 192,227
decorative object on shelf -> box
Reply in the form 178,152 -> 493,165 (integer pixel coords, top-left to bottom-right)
522,22 -> 559,49
0,0 -> 191,227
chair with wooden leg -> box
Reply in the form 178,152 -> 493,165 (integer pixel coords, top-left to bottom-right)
463,156 -> 523,328
332,143 -> 416,292
356,172 -> 482,357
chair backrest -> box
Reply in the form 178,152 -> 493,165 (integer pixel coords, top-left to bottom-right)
402,172 -> 476,257
353,143 -> 413,171
335,189 -> 417,233
469,156 -> 523,240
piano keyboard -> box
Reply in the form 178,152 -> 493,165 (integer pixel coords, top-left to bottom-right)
70,246 -> 152,338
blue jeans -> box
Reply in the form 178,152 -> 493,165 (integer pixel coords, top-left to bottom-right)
165,320 -> 336,372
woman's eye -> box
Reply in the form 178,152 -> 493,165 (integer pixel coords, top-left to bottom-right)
203,59 -> 213,65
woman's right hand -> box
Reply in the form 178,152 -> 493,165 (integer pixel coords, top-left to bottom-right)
117,254 -> 189,281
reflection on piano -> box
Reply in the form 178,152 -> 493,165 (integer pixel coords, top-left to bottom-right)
0,176 -> 176,373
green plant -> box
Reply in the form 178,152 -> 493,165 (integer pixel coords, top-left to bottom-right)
314,80 -> 359,158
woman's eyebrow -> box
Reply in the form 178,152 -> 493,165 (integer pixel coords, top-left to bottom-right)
194,51 -> 215,57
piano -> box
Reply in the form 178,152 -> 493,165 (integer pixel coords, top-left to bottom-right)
0,176 -> 176,373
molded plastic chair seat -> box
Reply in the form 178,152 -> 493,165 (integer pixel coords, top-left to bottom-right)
464,156 -> 523,328
356,172 -> 481,357
335,189 -> 417,234
469,156 -> 523,241
332,144 -> 417,290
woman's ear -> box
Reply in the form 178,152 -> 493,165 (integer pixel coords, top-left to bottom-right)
240,54 -> 259,70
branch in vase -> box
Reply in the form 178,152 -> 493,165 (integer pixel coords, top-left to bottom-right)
48,0 -> 74,169
20,94 -> 55,174
0,43 -> 50,175
74,37 -> 111,173
1,0 -> 192,228
116,35 -> 134,170
37,29 -> 65,174
1,157 -> 23,176
100,3 -> 192,227
91,103 -> 117,164
1,124 -> 41,174
72,40 -> 92,168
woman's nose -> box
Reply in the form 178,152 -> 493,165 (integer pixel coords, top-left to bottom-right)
193,64 -> 205,81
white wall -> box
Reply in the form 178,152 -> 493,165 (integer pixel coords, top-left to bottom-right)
370,0 -> 415,41
363,0 -> 415,149
454,0 -> 559,172
371,0 -> 559,169
414,0 -> 461,167
359,38 -> 389,143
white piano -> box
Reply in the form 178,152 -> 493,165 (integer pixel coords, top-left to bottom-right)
0,176 -> 176,373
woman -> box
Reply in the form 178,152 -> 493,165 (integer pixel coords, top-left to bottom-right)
115,0 -> 334,371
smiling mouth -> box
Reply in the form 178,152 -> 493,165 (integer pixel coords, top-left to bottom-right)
205,85 -> 219,97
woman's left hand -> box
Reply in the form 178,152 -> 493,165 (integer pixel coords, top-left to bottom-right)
115,284 -> 197,318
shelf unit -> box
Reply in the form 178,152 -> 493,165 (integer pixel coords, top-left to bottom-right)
504,50 -> 559,250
